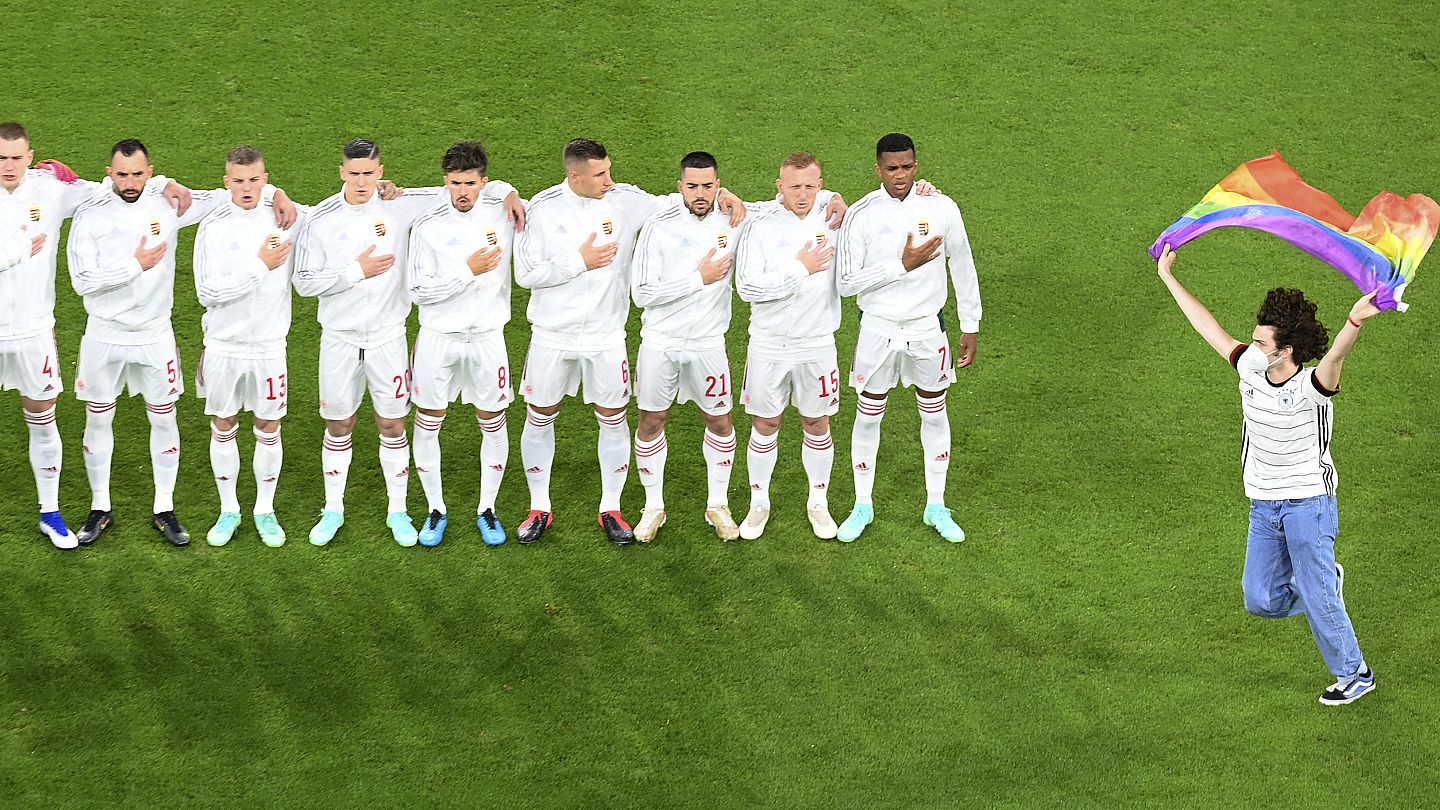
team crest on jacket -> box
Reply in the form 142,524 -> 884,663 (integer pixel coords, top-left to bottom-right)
268,233 -> 282,249
601,218 -> 614,236
29,205 -> 41,222
918,219 -> 930,236
716,232 -> 728,249
374,221 -> 387,237
149,220 -> 162,236
814,232 -> 827,247
486,228 -> 498,247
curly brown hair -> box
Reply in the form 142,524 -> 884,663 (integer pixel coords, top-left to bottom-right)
1257,288 -> 1329,363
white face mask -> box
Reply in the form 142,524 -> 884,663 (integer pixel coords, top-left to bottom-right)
1241,345 -> 1286,375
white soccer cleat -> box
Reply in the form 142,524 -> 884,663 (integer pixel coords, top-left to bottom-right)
807,505 -> 838,540
634,507 -> 667,543
705,505 -> 740,541
738,504 -> 770,540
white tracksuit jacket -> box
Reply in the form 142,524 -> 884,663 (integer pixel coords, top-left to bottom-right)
734,198 -> 842,353
193,198 -> 307,357
407,194 -> 515,336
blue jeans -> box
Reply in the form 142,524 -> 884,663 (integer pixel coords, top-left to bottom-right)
1243,495 -> 1365,679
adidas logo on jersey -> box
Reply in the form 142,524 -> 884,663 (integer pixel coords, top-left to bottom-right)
42,384 -> 53,393
447,236 -> 461,247
714,399 -> 726,408
168,387 -> 178,395
230,241 -> 242,250
829,397 -> 838,405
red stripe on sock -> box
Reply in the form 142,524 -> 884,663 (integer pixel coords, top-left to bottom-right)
87,402 -> 116,414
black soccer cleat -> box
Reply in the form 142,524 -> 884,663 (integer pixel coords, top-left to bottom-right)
76,509 -> 114,546
152,511 -> 191,547
598,510 -> 635,546
517,510 -> 553,545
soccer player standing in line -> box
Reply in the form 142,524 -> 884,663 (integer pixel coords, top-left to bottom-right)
68,139 -> 293,547
834,133 -> 980,543
1157,244 -> 1377,706
513,138 -> 744,545
407,141 -> 517,548
1,122 -> 191,549
193,146 -> 300,547
293,138 -> 518,547
734,152 -> 843,540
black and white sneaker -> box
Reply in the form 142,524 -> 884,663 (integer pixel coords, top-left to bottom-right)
1319,668 -> 1375,706
76,510 -> 114,546
152,511 -> 191,547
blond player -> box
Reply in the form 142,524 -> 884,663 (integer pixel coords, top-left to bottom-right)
834,133 -> 980,543
193,145 -> 303,548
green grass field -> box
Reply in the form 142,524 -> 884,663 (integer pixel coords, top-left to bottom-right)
3,1 -> 1438,806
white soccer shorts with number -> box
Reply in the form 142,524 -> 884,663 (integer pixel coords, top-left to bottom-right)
520,342 -> 631,410
318,332 -> 411,420
636,343 -> 734,415
849,326 -> 954,394
741,345 -> 840,419
410,327 -> 513,412
0,333 -> 64,399
196,351 -> 289,420
75,332 -> 183,405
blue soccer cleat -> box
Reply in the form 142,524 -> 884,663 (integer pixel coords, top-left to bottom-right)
254,513 -> 286,547
207,512 -> 242,546
418,510 -> 448,547
477,508 -> 506,546
39,511 -> 78,550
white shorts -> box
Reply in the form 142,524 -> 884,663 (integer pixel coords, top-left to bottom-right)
75,332 -> 183,405
318,332 -> 411,420
636,343 -> 733,415
521,342 -> 631,409
196,351 -> 288,420
849,326 -> 954,394
742,344 -> 840,419
411,328 -> 513,412
0,333 -> 64,400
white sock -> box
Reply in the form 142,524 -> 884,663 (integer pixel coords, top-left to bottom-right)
801,429 -> 834,509
210,423 -> 241,513
378,433 -> 411,514
851,397 -> 886,505
747,428 -> 778,509
478,412 -> 508,513
413,412 -> 446,514
147,402 -> 180,514
253,426 -> 282,515
917,392 -> 950,505
322,430 -> 352,513
25,406 -> 62,512
83,402 -> 116,511
596,410 -> 630,513
702,428 -> 735,508
521,408 -> 556,512
635,431 -> 667,510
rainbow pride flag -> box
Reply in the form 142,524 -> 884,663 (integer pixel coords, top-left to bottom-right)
1150,152 -> 1439,311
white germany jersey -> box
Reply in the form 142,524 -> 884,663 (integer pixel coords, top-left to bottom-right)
1232,344 -> 1338,500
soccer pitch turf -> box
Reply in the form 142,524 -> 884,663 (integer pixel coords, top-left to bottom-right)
2,1 -> 1438,806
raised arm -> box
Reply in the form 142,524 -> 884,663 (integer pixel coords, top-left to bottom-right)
1314,291 -> 1381,392
1156,244 -> 1242,360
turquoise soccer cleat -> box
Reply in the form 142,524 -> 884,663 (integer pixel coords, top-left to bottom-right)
923,504 -> 966,543
254,513 -> 286,547
388,512 -> 419,547
309,511 -> 344,546
836,503 -> 874,543
207,512 -> 242,547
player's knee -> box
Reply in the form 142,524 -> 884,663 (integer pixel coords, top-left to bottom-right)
593,404 -> 625,419
375,416 -> 406,438
752,415 -> 781,435
21,396 -> 58,413
704,411 -> 734,436
637,410 -> 668,438
529,402 -> 562,417
253,418 -> 280,433
418,406 -> 447,418
800,415 -> 830,434
326,416 -> 357,437
211,415 -> 240,432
